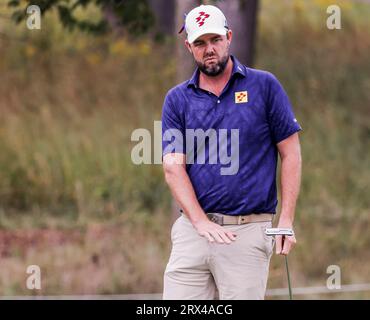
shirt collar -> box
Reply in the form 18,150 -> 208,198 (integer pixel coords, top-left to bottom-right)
187,55 -> 246,88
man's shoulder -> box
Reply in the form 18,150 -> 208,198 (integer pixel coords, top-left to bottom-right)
162,80 -> 190,112
165,80 -> 190,100
244,66 -> 277,82
236,66 -> 282,93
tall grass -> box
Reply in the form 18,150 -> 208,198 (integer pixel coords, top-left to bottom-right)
0,15 -> 175,223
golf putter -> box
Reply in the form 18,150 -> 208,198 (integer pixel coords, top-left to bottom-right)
265,228 -> 294,300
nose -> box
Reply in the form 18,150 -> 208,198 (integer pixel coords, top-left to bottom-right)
204,42 -> 216,55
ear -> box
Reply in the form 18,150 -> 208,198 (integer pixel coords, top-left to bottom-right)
185,40 -> 193,54
226,30 -> 233,44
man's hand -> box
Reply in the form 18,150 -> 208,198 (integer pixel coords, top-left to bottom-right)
275,220 -> 296,255
193,218 -> 237,244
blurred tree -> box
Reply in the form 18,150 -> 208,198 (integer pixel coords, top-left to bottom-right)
217,0 -> 259,66
148,0 -> 175,38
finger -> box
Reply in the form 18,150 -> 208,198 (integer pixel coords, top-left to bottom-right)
226,231 -> 237,241
216,227 -> 236,243
282,236 -> 296,255
275,235 -> 283,254
201,231 -> 215,243
216,230 -> 232,244
214,225 -> 237,240
218,226 -> 238,243
281,237 -> 292,255
209,230 -> 225,244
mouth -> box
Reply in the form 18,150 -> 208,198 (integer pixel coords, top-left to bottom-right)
204,57 -> 217,63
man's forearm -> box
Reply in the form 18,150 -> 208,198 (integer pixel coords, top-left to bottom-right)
164,166 -> 208,224
163,154 -> 237,244
279,152 -> 302,226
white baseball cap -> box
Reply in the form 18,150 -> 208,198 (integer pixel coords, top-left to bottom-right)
185,5 -> 228,44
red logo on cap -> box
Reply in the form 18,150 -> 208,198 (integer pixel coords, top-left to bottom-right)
195,11 -> 210,27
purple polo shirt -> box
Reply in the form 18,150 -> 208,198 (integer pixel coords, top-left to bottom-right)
162,56 -> 302,215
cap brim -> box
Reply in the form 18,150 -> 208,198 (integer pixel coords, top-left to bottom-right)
187,27 -> 227,44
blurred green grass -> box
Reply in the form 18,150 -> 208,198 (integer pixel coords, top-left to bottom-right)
0,0 -> 369,296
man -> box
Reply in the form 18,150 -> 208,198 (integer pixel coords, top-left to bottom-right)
161,4 -> 302,300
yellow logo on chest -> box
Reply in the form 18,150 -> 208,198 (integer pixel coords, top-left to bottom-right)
235,91 -> 248,103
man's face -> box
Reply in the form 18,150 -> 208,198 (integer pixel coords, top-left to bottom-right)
186,31 -> 232,77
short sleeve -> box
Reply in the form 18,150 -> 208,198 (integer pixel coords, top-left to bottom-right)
266,73 -> 302,144
161,91 -> 186,156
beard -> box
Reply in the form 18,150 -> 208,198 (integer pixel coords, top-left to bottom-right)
196,51 -> 230,77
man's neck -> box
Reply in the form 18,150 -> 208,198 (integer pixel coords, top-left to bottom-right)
199,57 -> 233,97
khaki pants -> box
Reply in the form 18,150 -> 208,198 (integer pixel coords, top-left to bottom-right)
163,215 -> 274,300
